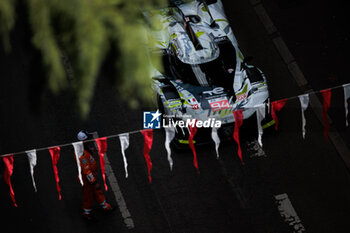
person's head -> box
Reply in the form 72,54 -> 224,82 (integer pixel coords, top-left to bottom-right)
77,130 -> 93,141
77,130 -> 95,152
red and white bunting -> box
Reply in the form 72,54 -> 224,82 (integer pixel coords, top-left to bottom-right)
343,84 -> 350,127
72,142 -> 84,186
188,122 -> 200,174
49,146 -> 61,200
26,149 -> 37,192
95,137 -> 108,191
3,154 -> 17,207
298,94 -> 309,139
271,99 -> 288,131
141,130 -> 153,183
321,89 -> 332,141
1,82 -> 350,205
119,133 -> 130,178
233,109 -> 244,164
256,104 -> 266,146
211,126 -> 221,158
164,127 -> 175,170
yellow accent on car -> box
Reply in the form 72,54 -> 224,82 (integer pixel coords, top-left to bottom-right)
215,19 -> 229,23
172,43 -> 177,51
262,119 -> 275,129
165,102 -> 182,108
178,139 -> 196,144
220,109 -> 232,118
156,41 -> 167,47
257,82 -> 267,89
236,84 -> 248,96
178,93 -> 189,105
238,51 -> 244,61
195,31 -> 205,38
169,33 -> 177,41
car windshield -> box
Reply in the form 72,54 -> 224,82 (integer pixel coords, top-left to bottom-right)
199,41 -> 237,92
167,54 -> 204,86
162,40 -> 237,92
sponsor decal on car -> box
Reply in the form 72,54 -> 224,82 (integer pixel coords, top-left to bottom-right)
165,100 -> 182,108
202,87 -> 224,96
236,92 -> 247,101
188,97 -> 197,103
236,83 -> 248,101
188,97 -> 199,109
208,97 -> 231,112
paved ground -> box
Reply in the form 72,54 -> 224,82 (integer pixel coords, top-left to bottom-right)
1,0 -> 350,232
261,0 -> 350,161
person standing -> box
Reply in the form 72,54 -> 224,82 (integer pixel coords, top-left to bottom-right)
77,130 -> 113,221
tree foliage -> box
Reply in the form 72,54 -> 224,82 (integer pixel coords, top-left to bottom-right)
0,0 -> 166,118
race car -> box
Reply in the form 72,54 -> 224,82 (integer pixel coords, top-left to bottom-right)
143,0 -> 273,147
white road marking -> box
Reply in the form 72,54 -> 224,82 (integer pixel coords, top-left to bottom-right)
253,3 -> 277,35
287,61 -> 308,87
246,139 -> 266,158
271,36 -> 295,64
274,193 -> 306,233
93,132 -> 135,229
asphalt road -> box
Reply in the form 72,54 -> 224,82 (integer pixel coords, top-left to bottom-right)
261,0 -> 350,163
1,0 -> 350,233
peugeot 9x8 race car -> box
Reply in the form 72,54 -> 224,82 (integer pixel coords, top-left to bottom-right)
143,0 -> 272,147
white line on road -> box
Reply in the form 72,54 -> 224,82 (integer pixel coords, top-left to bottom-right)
93,132 -> 135,229
274,193 -> 306,233
246,139 -> 266,158
253,3 -> 278,35
244,142 -> 306,231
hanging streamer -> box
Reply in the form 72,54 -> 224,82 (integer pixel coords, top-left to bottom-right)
164,127 -> 175,170
1,82 -> 350,206
298,94 -> 309,139
256,104 -> 266,146
141,130 -> 153,183
343,84 -> 350,127
3,154 -> 17,207
26,149 -> 37,192
72,142 -> 84,186
271,99 -> 288,131
320,89 -> 332,141
188,121 -> 200,174
211,126 -> 221,158
119,133 -> 130,178
95,137 -> 108,191
233,109 -> 244,164
49,146 -> 61,200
